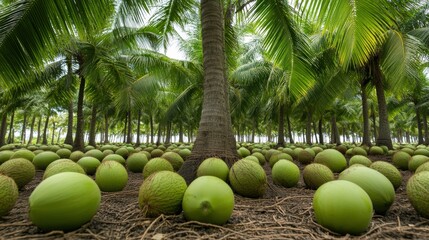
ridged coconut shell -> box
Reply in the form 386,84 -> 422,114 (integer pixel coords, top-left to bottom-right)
138,171 -> 187,217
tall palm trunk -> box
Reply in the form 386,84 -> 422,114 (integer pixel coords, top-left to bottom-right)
135,110 -> 142,146
50,121 -> 56,145
126,111 -> 132,144
318,118 -> 324,144
149,114 -> 154,144
73,63 -> 86,151
286,113 -> 294,144
306,111 -> 312,145
372,56 -> 393,149
416,106 -> 424,145
165,121 -> 172,145
178,121 -> 184,143
42,109 -> 51,145
0,113 -> 7,146
89,104 -> 97,146
64,100 -> 74,145
36,115 -> 42,144
27,115 -> 36,145
361,80 -> 372,146
277,103 -> 285,147
104,113 -> 109,144
7,111 -> 15,144
21,111 -> 27,144
423,112 -> 429,145
330,115 -> 341,145
178,0 -> 238,183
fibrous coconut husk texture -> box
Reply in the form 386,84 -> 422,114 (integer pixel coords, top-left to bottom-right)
1,155 -> 429,239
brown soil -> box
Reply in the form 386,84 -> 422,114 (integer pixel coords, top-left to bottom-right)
1,155 -> 429,239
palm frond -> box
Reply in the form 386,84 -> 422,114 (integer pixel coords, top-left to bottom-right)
0,0 -> 114,83
296,0 -> 397,67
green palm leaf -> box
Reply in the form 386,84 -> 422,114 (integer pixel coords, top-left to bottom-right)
0,0 -> 114,83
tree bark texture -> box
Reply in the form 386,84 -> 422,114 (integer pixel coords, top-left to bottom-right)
178,0 -> 238,183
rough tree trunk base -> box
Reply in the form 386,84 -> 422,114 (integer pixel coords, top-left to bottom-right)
376,138 -> 393,150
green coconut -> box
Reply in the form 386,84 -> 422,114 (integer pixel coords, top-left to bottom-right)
10,149 -> 35,161
43,161 -> 85,180
56,148 -> 72,159
143,157 -> 174,179
183,176 -> 234,225
150,149 -> 164,158
408,155 -> 429,172
349,155 -> 372,167
265,149 -> 281,163
269,153 -> 293,168
102,154 -> 126,165
138,171 -> 187,217
178,148 -> 192,159
0,150 -> 14,164
69,150 -> 85,162
339,166 -> 395,215
0,174 -> 19,217
77,157 -> 101,175
406,171 -> 429,218
414,149 -> 429,157
32,151 -> 61,170
313,180 -> 373,235
228,160 -> 267,198
237,147 -> 251,158
303,163 -> 335,189
416,162 -> 429,174
95,161 -> 128,192
392,151 -> 411,170
115,147 -> 129,158
297,149 -> 314,165
401,147 -> 415,156
335,145 -> 348,154
351,147 -> 368,156
0,158 -> 36,189
314,149 -> 347,173
370,161 -> 402,190
161,152 -> 184,171
271,160 -> 300,188
45,159 -> 75,171
251,152 -> 266,165
311,146 -> 324,155
197,157 -> 229,181
126,153 -> 149,173
84,149 -> 104,161
29,172 -> 101,231
369,146 -> 384,155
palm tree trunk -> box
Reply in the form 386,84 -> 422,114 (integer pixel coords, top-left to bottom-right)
330,115 -> 341,145
64,100 -> 74,145
36,115 -> 42,144
372,56 -> 393,149
7,111 -> 15,144
165,121 -> 172,145
103,113 -> 109,144
423,112 -> 429,145
27,115 -> 36,145
135,110 -> 142,146
89,104 -> 97,146
318,118 -> 324,144
416,107 -> 424,145
178,121 -> 184,143
149,114 -> 154,144
306,111 -> 312,145
0,113 -> 7,146
126,111 -> 132,144
73,70 -> 86,151
42,109 -> 51,145
286,113 -> 294,144
361,81 -> 372,146
178,0 -> 238,183
371,106 -> 377,142
50,121 -> 56,145
21,111 -> 27,144
277,104 -> 285,147
156,123 -> 162,145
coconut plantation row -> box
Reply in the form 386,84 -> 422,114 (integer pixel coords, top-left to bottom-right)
0,142 -> 429,238
1,0 -> 429,239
